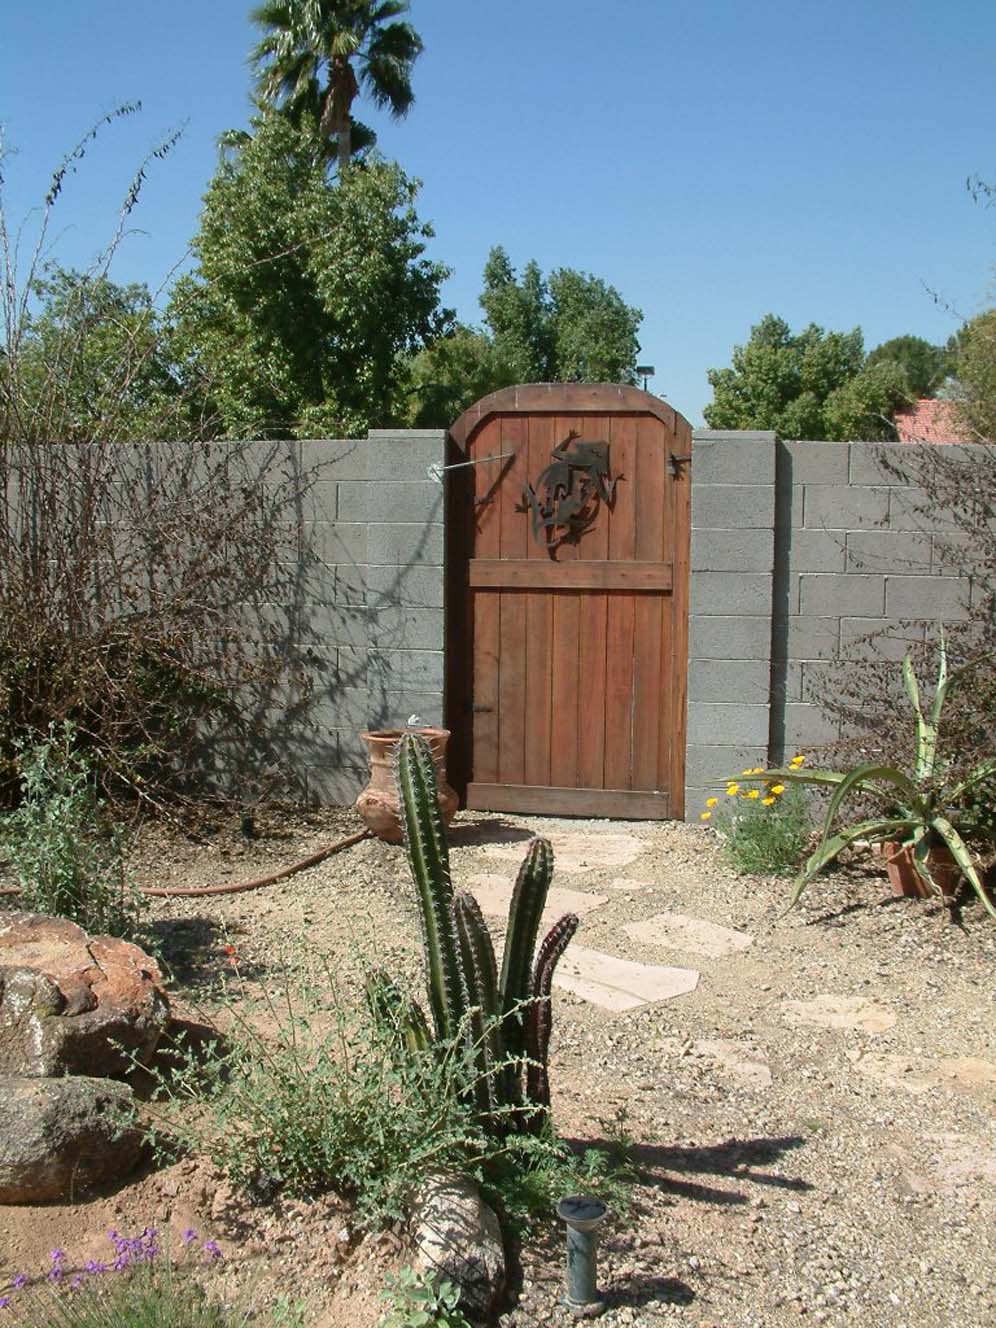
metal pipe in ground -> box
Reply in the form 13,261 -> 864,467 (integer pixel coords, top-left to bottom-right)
556,1196 -> 608,1316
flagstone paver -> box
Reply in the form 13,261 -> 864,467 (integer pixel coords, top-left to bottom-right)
464,875 -> 607,926
623,911 -> 753,959
782,994 -> 897,1034
607,877 -> 651,891
553,944 -> 699,1012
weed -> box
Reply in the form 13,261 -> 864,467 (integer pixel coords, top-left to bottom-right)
378,1267 -> 473,1328
703,766 -> 812,876
0,722 -> 144,937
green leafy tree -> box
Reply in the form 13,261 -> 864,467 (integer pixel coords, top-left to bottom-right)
822,358 -> 911,442
865,334 -> 950,399
950,309 -> 996,442
705,314 -> 865,438
403,325 -> 518,428
250,0 -> 422,169
170,113 -> 450,438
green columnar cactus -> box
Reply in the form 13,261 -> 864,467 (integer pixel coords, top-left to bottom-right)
395,732 -> 577,1132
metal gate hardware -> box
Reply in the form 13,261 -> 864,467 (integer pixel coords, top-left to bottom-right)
668,452 -> 692,477
427,452 -> 514,483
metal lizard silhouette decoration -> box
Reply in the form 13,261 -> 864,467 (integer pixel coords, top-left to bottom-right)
518,431 -> 620,550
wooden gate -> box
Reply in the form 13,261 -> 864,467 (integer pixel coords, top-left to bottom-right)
446,384 -> 690,820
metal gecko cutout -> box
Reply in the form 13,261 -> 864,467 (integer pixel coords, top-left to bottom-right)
518,431 -> 619,550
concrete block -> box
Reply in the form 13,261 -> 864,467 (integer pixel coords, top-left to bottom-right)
886,487 -> 961,533
784,441 -> 850,484
688,659 -> 771,703
785,529 -> 846,574
802,485 -> 890,531
839,617 -> 926,661
687,702 -> 770,746
365,563 -> 446,608
848,443 -> 920,486
688,615 -> 772,660
690,436 -> 775,485
372,691 -> 445,729
780,615 -> 840,660
302,438 -> 368,481
693,485 -> 775,530
306,764 -> 366,805
308,687 -> 374,733
368,648 -> 445,694
296,602 -> 370,645
884,575 -> 971,621
338,480 -> 442,524
784,702 -> 838,747
365,432 -> 447,480
370,606 -> 445,652
336,728 -> 372,767
302,481 -> 341,525
335,645 -> 369,689
303,521 -> 368,568
334,563 -> 369,604
845,530 -> 931,573
367,522 -> 445,567
799,574 -> 885,617
684,745 -> 771,791
691,527 -> 774,572
931,530 -> 985,576
791,483 -> 805,528
690,571 -> 772,616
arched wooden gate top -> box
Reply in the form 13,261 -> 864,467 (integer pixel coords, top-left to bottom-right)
449,382 -> 688,453
446,382 -> 691,821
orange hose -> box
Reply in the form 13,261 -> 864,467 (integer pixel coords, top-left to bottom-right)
0,827 -> 372,901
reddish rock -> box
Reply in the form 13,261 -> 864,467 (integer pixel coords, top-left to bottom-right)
0,912 -> 169,1077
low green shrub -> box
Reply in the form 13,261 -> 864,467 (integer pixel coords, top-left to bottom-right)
703,765 -> 813,876
378,1267 -> 473,1328
0,721 -> 144,937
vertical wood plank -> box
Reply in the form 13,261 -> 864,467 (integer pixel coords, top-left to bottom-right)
632,416 -> 667,790
470,418 -> 502,784
576,414 -> 610,788
497,416 -> 528,785
666,411 -> 692,818
603,415 -> 638,789
522,414 -> 554,783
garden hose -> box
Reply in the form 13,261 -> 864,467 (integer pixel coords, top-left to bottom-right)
0,827 -> 371,901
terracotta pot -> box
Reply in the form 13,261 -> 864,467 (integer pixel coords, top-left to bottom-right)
880,840 -> 961,900
355,728 -> 459,845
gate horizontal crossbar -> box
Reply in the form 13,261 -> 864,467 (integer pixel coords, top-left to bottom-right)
467,782 -> 671,819
467,559 -> 673,591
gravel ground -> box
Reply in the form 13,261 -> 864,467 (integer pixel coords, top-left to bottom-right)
2,804 -> 994,1328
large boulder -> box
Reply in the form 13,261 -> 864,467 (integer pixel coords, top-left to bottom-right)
0,1074 -> 143,1202
0,912 -> 169,1077
412,1174 -> 506,1316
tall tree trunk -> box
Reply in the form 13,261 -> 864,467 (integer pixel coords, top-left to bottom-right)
324,57 -> 359,170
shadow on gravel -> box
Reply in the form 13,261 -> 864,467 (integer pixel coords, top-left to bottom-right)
448,818 -> 534,848
607,1273 -> 695,1311
148,914 -> 268,991
571,1133 -> 811,1206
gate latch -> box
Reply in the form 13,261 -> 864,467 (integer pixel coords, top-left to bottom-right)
669,452 -> 692,478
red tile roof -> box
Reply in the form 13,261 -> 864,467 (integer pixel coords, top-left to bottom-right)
893,398 -> 968,443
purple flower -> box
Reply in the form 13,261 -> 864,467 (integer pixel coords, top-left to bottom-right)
70,1275 -> 85,1292
0,1296 -> 11,1309
202,1240 -> 223,1261
112,1253 -> 130,1272
50,1250 -> 64,1264
181,1229 -> 198,1246
11,1277 -> 26,1291
83,1261 -> 107,1276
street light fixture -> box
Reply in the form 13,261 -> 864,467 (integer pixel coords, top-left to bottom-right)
636,365 -> 655,392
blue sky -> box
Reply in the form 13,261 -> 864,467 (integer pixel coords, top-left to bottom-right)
2,0 -> 995,425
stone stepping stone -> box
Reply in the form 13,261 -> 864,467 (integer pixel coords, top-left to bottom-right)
482,832 -> 643,874
782,994 -> 896,1034
464,876 -> 607,927
623,911 -> 753,959
553,944 -> 698,1012
925,1133 -> 996,1190
853,1052 -> 996,1095
607,877 -> 651,892
658,1036 -> 772,1090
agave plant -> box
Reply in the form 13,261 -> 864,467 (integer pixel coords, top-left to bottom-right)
736,637 -> 996,917
376,731 -> 579,1133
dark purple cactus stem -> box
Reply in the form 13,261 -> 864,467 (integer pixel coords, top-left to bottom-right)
525,912 -> 579,1114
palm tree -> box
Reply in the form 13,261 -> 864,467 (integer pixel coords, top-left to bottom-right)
250,0 -> 423,169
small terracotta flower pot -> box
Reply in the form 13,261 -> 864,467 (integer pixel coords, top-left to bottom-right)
355,728 -> 459,845
880,840 -> 960,900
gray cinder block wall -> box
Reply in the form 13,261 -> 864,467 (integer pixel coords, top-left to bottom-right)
264,429 -> 447,804
684,433 -> 978,816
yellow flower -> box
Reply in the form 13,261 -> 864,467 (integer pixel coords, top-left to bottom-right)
745,789 -> 760,799
771,784 -> 785,795
762,796 -> 775,806
741,768 -> 754,775
726,783 -> 740,795
751,767 -> 764,774
706,797 -> 718,807
700,811 -> 712,821
790,754 -> 805,767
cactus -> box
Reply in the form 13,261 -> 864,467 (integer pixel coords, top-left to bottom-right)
394,731 -> 577,1134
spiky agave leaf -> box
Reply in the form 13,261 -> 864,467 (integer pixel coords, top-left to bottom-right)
453,892 -> 504,1118
524,912 -> 579,1119
364,969 -> 432,1056
396,732 -> 465,1042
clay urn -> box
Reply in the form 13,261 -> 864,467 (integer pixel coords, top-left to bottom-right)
355,728 -> 459,844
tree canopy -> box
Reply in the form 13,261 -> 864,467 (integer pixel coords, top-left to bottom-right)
250,0 -> 422,168
404,247 -> 642,426
704,314 -> 950,440
169,113 -> 450,439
